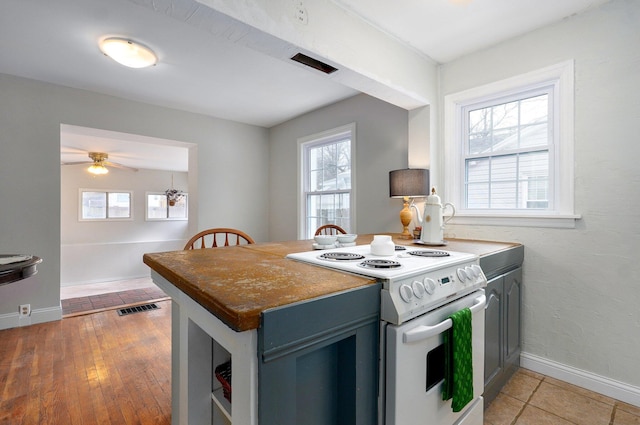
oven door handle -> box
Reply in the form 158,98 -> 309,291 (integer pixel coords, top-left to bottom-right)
402,294 -> 486,343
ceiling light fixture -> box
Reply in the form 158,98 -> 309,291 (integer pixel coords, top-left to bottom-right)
88,163 -> 109,175
87,152 -> 109,175
99,37 -> 157,68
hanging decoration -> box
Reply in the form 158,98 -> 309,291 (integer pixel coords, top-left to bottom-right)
165,174 -> 184,206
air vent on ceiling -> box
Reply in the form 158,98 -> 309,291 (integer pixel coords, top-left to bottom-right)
291,53 -> 338,74
118,303 -> 160,316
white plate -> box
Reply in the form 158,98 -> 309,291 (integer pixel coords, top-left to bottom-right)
0,255 -> 32,265
313,243 -> 337,250
413,240 -> 447,246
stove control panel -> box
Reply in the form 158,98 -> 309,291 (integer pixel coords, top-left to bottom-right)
381,261 -> 487,324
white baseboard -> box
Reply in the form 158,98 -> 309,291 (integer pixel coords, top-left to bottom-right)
521,351 -> 640,407
0,304 -> 62,330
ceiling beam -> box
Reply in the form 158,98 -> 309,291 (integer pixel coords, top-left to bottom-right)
190,0 -> 438,109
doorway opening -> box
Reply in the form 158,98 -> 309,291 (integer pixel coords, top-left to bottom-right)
60,124 -> 197,306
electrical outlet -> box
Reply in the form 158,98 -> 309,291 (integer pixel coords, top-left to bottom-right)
19,304 -> 31,317
294,1 -> 308,25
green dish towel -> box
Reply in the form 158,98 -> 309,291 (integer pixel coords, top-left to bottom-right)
442,307 -> 473,412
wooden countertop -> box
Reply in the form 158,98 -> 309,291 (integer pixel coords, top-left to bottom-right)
143,245 -> 375,332
143,235 -> 522,332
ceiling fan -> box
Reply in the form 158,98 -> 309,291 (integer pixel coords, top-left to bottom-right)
61,151 -> 139,175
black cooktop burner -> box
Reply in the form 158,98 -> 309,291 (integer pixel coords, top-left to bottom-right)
358,259 -> 402,269
408,250 -> 450,258
319,252 -> 365,261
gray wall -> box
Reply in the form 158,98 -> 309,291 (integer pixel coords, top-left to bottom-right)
438,0 -> 640,389
0,73 -> 269,328
268,94 -> 409,241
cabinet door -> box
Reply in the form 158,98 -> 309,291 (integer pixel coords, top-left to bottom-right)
484,276 -> 503,391
504,268 -> 522,371
259,284 -> 380,425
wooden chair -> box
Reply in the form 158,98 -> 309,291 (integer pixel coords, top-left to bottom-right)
314,224 -> 347,236
183,228 -> 255,250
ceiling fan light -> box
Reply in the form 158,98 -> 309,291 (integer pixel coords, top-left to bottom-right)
99,37 -> 157,69
88,163 -> 109,175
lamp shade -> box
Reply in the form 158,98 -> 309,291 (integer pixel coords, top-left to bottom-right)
389,168 -> 429,198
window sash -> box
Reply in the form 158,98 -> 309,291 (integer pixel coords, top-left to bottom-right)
145,192 -> 188,221
461,87 -> 554,212
80,189 -> 132,221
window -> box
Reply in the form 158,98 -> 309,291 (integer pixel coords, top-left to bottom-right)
146,192 -> 188,221
444,60 -> 578,228
464,91 -> 551,209
80,189 -> 132,220
298,123 -> 356,239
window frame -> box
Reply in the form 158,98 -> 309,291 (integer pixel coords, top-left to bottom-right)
78,188 -> 133,221
444,60 -> 579,228
145,191 -> 189,221
297,123 -> 356,239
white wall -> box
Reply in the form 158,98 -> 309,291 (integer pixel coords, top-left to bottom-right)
268,93 -> 409,241
60,167 -> 189,286
0,73 -> 269,329
438,0 -> 640,391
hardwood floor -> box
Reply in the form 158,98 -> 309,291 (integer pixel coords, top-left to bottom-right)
0,300 -> 172,425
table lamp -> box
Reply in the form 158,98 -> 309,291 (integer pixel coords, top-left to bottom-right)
389,168 -> 430,239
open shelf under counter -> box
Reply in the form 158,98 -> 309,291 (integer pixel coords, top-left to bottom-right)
151,270 -> 258,425
211,388 -> 232,423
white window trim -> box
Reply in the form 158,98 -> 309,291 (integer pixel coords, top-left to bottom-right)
444,60 -> 580,229
297,123 -> 357,239
78,188 -> 134,222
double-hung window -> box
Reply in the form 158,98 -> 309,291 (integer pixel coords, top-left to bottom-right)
298,123 -> 356,239
444,60 -> 578,228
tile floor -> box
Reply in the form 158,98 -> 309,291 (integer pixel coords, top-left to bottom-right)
484,368 -> 640,425
60,277 -> 168,317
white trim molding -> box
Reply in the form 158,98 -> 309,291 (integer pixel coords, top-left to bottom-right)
521,352 -> 640,407
0,304 -> 62,330
451,213 -> 581,229
444,60 -> 577,228
296,122 -> 357,239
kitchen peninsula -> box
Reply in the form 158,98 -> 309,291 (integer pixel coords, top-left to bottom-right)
143,235 -> 523,425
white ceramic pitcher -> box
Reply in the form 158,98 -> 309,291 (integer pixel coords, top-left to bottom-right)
411,188 -> 455,244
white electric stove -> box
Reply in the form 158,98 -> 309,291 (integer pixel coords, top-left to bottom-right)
288,242 -> 489,425
286,244 -> 486,325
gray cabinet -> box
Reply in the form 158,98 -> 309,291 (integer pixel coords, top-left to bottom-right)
483,267 -> 522,405
258,283 -> 381,425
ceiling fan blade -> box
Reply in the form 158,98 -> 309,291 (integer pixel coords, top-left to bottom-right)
61,161 -> 92,166
105,161 -> 139,172
61,146 -> 89,154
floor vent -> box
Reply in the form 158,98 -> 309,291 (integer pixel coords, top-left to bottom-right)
118,303 -> 160,316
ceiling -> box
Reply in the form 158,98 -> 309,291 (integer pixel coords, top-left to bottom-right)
333,0 -> 611,63
2,0 -> 609,171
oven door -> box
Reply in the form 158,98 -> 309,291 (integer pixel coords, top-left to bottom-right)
384,290 -> 485,425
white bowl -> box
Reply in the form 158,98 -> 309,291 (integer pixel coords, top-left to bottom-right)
314,235 -> 338,245
336,234 -> 357,244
